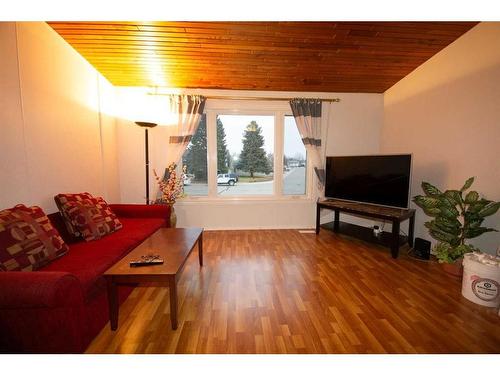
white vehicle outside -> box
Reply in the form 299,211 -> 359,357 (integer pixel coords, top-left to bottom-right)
217,173 -> 236,186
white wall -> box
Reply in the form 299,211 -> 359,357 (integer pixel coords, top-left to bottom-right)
115,87 -> 383,229
98,75 -> 121,202
381,22 -> 500,254
0,23 -> 30,206
0,22 -> 120,213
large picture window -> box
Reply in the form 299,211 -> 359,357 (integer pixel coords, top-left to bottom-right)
181,102 -> 309,199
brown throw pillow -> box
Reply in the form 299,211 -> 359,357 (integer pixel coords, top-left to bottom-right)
0,204 -> 69,271
56,195 -> 122,241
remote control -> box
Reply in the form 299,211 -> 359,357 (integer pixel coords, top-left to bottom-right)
129,254 -> 164,267
130,259 -> 164,267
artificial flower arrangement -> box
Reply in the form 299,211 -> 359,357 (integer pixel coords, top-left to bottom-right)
153,162 -> 186,205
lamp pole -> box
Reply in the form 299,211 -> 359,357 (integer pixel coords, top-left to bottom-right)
135,122 -> 158,204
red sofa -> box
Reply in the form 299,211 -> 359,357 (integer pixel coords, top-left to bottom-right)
0,204 -> 170,353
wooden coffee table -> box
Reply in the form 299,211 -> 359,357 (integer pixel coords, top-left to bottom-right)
104,227 -> 203,330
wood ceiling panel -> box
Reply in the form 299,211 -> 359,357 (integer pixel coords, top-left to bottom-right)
48,21 -> 477,93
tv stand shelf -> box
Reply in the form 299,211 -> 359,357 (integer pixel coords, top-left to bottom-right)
316,199 -> 415,258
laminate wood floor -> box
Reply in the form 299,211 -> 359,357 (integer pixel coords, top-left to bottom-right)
86,229 -> 500,354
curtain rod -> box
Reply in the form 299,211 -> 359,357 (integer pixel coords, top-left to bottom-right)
147,93 -> 340,103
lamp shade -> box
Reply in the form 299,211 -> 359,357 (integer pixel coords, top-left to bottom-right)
135,121 -> 158,128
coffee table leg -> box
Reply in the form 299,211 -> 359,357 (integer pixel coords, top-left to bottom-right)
198,232 -> 203,267
106,277 -> 119,330
169,276 -> 178,330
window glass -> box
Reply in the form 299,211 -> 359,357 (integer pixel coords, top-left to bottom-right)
216,115 -> 274,196
182,114 -> 208,196
283,116 -> 307,195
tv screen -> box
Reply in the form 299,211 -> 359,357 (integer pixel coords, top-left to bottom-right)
325,154 -> 412,208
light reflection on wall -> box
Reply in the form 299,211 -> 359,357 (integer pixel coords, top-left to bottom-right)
115,87 -> 177,126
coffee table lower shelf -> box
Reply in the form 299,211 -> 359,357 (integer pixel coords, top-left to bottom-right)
104,227 -> 203,331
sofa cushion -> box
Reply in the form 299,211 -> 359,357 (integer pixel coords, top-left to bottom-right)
0,205 -> 69,271
42,218 -> 164,300
55,195 -> 123,241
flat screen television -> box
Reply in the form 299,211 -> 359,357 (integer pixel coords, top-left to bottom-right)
325,154 -> 412,208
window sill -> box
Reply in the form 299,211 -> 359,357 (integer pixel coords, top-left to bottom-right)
177,196 -> 314,205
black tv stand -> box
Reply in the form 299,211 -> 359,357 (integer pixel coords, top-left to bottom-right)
316,199 -> 415,258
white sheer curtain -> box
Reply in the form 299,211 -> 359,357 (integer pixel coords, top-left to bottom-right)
153,95 -> 206,202
289,98 -> 332,198
164,94 -> 206,167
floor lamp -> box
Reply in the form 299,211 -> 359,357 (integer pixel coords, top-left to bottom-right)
135,121 -> 158,205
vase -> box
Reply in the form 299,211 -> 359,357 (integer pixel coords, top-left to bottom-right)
441,258 -> 463,278
169,204 -> 177,228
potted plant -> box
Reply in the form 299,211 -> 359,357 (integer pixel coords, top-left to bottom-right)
413,177 -> 499,276
153,163 -> 186,228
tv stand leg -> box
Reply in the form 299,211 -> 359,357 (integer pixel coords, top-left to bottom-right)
408,214 -> 415,247
316,204 -> 321,234
333,210 -> 340,232
391,220 -> 400,258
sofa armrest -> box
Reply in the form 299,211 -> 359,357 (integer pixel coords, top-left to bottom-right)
109,204 -> 170,224
0,271 -> 83,309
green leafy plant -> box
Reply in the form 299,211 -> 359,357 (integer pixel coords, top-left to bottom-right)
413,177 -> 499,263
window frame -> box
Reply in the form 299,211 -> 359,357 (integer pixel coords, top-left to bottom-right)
181,99 -> 313,201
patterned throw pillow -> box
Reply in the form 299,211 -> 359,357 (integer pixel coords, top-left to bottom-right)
56,195 -> 122,241
54,192 -> 94,238
0,204 -> 69,271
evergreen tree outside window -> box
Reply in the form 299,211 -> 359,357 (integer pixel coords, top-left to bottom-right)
216,118 -> 229,174
237,121 -> 272,178
182,114 -> 208,196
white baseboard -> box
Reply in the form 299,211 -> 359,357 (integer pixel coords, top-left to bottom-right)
200,226 -> 317,231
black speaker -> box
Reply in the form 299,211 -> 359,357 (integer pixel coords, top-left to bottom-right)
414,238 -> 431,260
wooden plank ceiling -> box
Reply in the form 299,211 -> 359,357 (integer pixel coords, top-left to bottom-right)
48,21 -> 478,93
